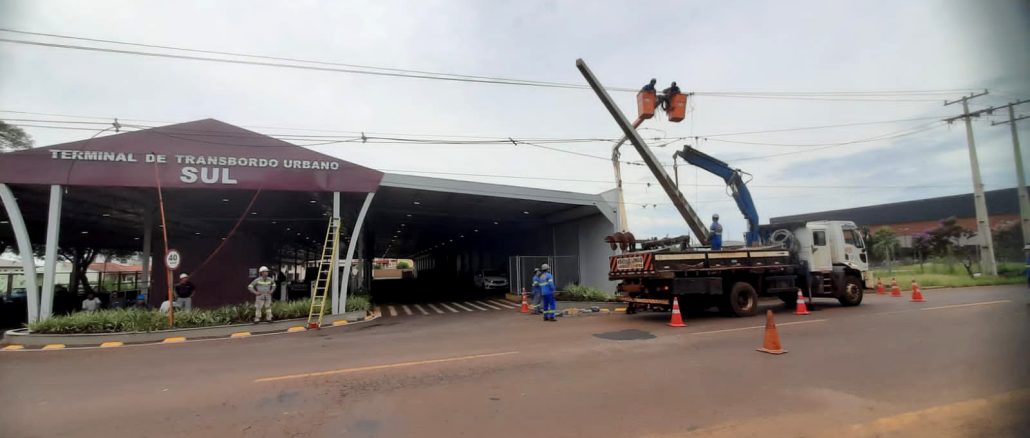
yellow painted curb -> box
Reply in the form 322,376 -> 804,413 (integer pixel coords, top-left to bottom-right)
3,345 -> 25,351
331,320 -> 349,326
162,337 -> 187,344
287,326 -> 307,333
100,341 -> 124,348
614,308 -> 627,313
42,344 -> 66,350
230,332 -> 251,338
601,309 -> 611,314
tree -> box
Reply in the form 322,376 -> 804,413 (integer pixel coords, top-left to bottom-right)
396,261 -> 411,269
912,233 -> 931,269
0,121 -> 33,152
871,227 -> 899,267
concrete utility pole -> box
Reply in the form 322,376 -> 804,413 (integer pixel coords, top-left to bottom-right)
990,99 -> 1030,248
944,90 -> 997,275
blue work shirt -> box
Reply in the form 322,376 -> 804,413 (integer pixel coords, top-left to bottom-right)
710,221 -> 723,250
539,272 -> 556,295
531,274 -> 543,294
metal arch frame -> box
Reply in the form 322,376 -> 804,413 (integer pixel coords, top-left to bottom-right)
39,185 -> 63,319
0,183 -> 41,323
334,192 -> 375,314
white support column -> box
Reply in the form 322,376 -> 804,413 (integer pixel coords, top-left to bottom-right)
141,208 -> 153,299
39,185 -> 63,320
0,184 -> 40,323
330,192 -> 342,314
337,192 -> 374,314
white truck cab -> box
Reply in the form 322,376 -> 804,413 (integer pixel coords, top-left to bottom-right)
794,221 -> 870,298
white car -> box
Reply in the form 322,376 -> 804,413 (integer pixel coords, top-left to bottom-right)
474,270 -> 509,290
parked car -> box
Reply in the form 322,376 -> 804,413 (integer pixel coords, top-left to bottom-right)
473,270 -> 509,290
3,288 -> 27,305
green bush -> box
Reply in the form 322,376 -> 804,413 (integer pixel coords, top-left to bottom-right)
558,284 -> 612,302
25,298 -> 369,334
346,295 -> 371,312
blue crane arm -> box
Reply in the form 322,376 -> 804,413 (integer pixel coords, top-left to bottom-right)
674,146 -> 761,246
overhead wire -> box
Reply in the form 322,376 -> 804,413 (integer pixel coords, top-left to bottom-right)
0,28 -> 988,101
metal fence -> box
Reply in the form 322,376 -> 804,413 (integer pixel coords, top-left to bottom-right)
507,255 -> 580,294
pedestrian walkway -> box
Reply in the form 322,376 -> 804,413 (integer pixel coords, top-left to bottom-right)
378,299 -> 519,318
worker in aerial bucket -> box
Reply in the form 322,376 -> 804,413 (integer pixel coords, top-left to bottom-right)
710,214 -> 723,250
641,78 -> 657,92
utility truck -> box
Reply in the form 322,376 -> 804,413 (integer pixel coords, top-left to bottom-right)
576,59 -> 869,317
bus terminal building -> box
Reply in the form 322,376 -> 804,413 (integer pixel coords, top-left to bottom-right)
0,119 -> 618,322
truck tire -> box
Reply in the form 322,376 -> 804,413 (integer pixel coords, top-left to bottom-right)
838,276 -> 863,307
723,282 -> 758,317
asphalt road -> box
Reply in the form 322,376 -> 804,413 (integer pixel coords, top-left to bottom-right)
2,285 -> 1028,437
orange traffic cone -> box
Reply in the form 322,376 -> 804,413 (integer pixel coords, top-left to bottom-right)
910,280 -> 925,302
876,278 -> 886,295
890,277 -> 902,297
757,310 -> 787,355
667,296 -> 687,327
794,289 -> 810,315
520,289 -> 529,313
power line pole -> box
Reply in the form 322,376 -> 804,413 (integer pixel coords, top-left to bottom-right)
944,90 -> 997,276
991,99 -> 1030,248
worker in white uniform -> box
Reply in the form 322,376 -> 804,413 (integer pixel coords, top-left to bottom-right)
248,266 -> 276,323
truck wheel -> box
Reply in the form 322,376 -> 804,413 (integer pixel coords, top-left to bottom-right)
838,276 -> 863,307
723,282 -> 758,317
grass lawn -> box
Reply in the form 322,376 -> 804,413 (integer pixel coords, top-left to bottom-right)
872,261 -> 1026,288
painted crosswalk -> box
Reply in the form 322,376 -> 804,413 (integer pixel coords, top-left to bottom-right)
377,299 -> 520,318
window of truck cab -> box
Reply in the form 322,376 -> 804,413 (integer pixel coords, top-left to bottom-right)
842,229 -> 864,248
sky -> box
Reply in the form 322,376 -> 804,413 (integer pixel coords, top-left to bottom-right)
1,0 -> 1028,242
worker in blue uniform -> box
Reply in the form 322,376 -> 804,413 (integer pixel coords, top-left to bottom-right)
530,268 -> 543,314
539,264 -> 557,321
710,214 -> 723,250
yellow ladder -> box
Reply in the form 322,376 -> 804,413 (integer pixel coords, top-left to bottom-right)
307,217 -> 341,329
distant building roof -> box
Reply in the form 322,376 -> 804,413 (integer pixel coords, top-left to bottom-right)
88,262 -> 142,273
770,187 -> 1025,226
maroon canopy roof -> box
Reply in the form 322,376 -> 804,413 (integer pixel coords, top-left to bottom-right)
0,119 -> 383,193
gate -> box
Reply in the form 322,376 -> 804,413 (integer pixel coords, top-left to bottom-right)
507,255 -> 580,294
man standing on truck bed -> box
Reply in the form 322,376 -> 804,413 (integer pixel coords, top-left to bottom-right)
539,264 -> 557,322
710,214 -> 723,250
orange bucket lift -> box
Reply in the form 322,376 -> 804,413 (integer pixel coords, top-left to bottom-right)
637,91 -> 657,119
666,93 -> 688,122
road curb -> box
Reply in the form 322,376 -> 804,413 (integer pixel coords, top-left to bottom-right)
1,312 -> 380,352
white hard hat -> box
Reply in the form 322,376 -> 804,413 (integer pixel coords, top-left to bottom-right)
259,266 -> 270,273
540,264 -> 550,271
179,273 -> 189,279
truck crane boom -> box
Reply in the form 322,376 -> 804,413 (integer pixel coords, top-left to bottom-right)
575,59 -> 711,245
673,146 -> 761,246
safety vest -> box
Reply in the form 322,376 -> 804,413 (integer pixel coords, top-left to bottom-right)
250,276 -> 275,294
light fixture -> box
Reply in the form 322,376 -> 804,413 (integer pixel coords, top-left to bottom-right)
0,220 -> 8,224
400,224 -> 406,227
250,212 -> 258,215
102,213 -> 111,217
493,221 -> 499,225
474,229 -> 479,232
460,235 -> 464,238
194,232 -> 200,235
221,237 -> 227,240
413,201 -> 422,205
406,214 -> 412,217
286,227 -> 291,231
134,237 -> 140,240
80,231 -> 88,234
523,211 -> 530,215
449,239 -> 453,242
271,221 -> 277,224
221,198 -> 229,202
296,232 -> 301,236
309,200 -> 317,204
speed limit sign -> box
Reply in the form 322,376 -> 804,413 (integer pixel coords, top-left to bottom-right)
165,249 -> 182,270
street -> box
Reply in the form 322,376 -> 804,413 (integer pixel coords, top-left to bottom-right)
2,285 -> 1028,438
